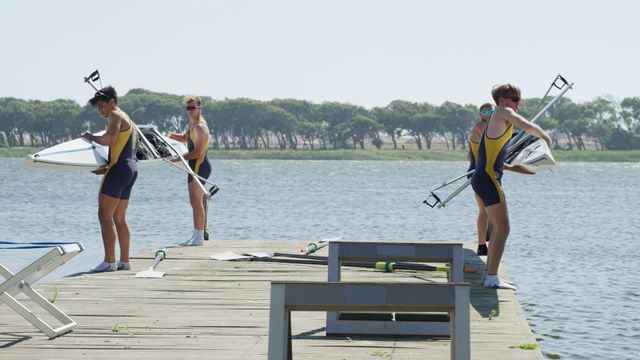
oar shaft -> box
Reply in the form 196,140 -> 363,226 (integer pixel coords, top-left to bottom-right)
253,256 -> 445,272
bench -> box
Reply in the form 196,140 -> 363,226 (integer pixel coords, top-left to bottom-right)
327,241 -> 464,336
268,281 -> 470,360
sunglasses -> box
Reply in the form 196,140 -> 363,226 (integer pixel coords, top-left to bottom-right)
481,109 -> 494,116
508,96 -> 521,103
185,105 -> 199,111
94,91 -> 111,99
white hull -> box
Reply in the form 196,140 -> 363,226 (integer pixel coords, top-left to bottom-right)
509,138 -> 556,168
27,125 -> 188,171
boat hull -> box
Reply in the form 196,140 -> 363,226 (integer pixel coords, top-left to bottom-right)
509,138 -> 556,168
27,126 -> 188,171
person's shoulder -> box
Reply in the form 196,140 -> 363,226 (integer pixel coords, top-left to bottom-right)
495,107 -> 518,121
108,108 -> 128,122
195,120 -> 209,131
470,121 -> 484,141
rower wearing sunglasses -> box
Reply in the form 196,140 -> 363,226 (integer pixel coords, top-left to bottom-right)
471,84 -> 551,290
167,96 -> 211,246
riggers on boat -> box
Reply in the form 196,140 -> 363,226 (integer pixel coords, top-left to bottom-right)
27,125 -> 187,170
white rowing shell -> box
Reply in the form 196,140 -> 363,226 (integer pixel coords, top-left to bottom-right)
509,138 -> 556,168
27,128 -> 187,171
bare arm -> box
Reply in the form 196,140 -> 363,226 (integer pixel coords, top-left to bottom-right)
82,112 -> 122,146
504,108 -> 551,145
504,163 -> 535,175
167,131 -> 188,143
469,121 -> 484,143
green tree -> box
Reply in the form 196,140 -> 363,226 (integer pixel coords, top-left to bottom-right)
437,101 -> 475,150
0,98 -> 33,146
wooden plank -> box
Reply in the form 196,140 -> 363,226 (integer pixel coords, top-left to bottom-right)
0,240 -> 542,359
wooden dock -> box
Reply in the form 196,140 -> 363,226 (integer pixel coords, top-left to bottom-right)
1,240 -> 542,359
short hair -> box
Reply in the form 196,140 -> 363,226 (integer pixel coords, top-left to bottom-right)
89,86 -> 118,106
491,84 -> 521,105
183,95 -> 202,106
479,103 -> 494,111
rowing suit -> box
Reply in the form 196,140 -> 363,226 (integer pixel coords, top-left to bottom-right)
187,124 -> 211,184
470,122 -> 513,207
100,120 -> 138,199
467,138 -> 480,177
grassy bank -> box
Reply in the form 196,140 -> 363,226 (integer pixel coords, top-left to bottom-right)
206,149 -> 468,161
2,146 -> 640,162
0,147 -> 42,158
552,150 -> 640,162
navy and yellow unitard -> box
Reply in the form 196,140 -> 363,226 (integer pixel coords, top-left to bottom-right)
100,123 -> 138,199
470,124 -> 513,207
187,126 -> 211,184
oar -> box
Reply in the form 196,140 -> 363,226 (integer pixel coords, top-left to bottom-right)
250,252 -> 450,273
134,249 -> 166,278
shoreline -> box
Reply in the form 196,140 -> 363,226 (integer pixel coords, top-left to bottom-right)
2,146 -> 640,162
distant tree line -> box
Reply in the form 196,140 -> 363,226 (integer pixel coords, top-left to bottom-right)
1,89 -> 639,150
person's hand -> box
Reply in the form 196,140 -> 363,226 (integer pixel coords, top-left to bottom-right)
169,156 -> 180,163
506,164 -> 535,175
91,167 -> 107,175
82,132 -> 94,142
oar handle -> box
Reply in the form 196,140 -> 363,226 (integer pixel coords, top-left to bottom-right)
300,241 -> 329,255
150,249 -> 166,270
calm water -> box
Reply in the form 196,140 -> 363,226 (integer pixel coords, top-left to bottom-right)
1,158 -> 638,359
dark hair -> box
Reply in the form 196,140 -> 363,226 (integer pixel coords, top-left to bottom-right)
491,84 -> 521,105
479,102 -> 494,111
89,86 -> 118,106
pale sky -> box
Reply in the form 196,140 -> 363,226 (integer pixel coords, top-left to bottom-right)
1,1 -> 638,109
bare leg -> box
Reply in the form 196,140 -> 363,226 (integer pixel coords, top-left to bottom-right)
189,181 -> 205,230
474,195 -> 488,246
98,193 -> 121,263
113,199 -> 130,263
483,202 -> 510,275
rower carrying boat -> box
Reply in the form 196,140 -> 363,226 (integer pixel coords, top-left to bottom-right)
26,125 -> 187,170
424,74 -> 573,208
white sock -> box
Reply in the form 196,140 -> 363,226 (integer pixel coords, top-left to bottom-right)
91,261 -> 117,273
483,274 -> 516,290
179,229 -> 197,246
189,230 -> 205,246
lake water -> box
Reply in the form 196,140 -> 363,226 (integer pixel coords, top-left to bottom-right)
1,158 -> 638,359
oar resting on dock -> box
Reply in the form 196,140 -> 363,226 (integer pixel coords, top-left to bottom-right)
211,250 -> 453,273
